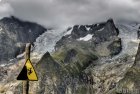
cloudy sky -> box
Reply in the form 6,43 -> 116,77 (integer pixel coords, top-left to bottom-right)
0,0 -> 140,29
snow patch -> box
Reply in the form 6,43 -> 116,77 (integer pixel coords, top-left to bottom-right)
98,27 -> 104,31
16,52 -> 25,59
78,25 -> 81,29
29,29 -> 32,32
0,27 -> 2,31
0,63 -> 13,67
77,34 -> 93,41
64,28 -> 73,35
0,27 -> 4,34
86,27 -> 90,31
0,64 -> 6,67
131,39 -> 140,43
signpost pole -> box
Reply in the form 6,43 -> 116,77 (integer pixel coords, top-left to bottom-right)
23,43 -> 31,94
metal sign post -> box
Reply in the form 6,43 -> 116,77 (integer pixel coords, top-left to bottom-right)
17,43 -> 38,94
23,43 -> 31,94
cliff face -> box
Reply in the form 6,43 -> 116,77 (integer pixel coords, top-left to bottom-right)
0,16 -> 46,62
0,18 -> 140,94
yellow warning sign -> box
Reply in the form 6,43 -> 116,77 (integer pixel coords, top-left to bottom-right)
17,59 -> 38,81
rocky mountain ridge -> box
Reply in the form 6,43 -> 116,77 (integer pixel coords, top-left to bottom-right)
0,16 -> 47,63
55,19 -> 121,57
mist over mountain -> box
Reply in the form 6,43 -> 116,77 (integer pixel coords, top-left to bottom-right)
1,0 -> 140,29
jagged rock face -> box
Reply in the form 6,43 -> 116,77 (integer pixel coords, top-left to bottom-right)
55,19 -> 122,57
71,25 -> 89,39
93,19 -> 119,43
0,16 -> 46,62
71,19 -> 119,41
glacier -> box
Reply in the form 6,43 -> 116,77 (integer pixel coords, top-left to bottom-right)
33,29 -> 67,56
32,22 -> 140,61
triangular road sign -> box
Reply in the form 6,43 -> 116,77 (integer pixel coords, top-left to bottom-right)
17,59 -> 38,81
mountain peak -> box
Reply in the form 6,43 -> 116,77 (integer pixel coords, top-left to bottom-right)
0,16 -> 47,62
107,18 -> 114,23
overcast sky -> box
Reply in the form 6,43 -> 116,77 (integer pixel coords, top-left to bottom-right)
0,0 -> 140,29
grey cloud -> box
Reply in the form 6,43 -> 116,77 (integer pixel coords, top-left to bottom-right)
1,0 -> 140,29
0,2 -> 13,19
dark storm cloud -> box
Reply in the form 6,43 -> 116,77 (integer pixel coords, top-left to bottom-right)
0,0 -> 140,29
